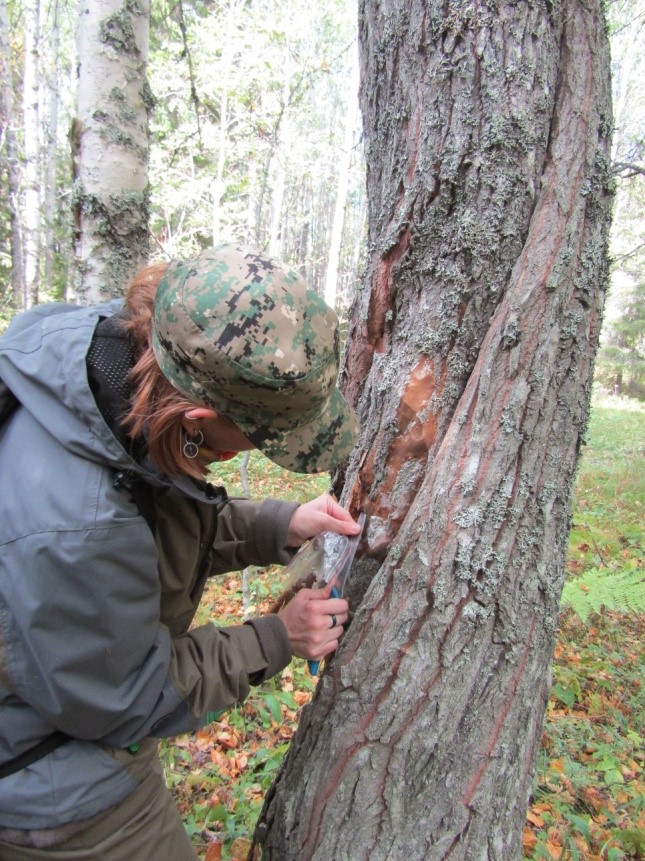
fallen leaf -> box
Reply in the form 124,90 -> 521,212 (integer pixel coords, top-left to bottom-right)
522,826 -> 537,852
205,843 -> 223,861
230,836 -> 252,859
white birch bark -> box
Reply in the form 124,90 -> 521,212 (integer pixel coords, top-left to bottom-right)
74,0 -> 151,303
0,0 -> 25,310
22,0 -> 41,308
43,0 -> 62,294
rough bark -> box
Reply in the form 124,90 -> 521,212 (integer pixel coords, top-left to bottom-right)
254,2 -> 613,859
73,0 -> 151,302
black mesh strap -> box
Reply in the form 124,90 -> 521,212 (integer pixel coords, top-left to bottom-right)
0,732 -> 71,779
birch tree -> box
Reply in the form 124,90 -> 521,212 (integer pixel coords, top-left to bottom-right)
254,1 -> 613,858
22,0 -> 41,308
42,0 -> 63,294
0,0 -> 24,314
73,0 -> 152,302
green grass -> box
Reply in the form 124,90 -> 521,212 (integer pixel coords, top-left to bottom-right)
525,395 -> 644,861
207,450 -> 330,502
567,396 -> 644,572
164,395 -> 644,860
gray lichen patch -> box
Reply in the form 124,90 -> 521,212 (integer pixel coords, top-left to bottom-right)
100,0 -> 144,57
75,184 -> 150,298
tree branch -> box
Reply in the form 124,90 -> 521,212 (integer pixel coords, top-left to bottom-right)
611,240 -> 645,266
175,0 -> 202,148
612,160 -> 645,178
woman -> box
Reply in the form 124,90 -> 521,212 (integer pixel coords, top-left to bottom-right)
0,244 -> 360,860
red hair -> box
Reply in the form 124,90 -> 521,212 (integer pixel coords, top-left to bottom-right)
122,263 -> 207,481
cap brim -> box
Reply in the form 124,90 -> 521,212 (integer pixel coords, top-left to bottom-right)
241,388 -> 359,474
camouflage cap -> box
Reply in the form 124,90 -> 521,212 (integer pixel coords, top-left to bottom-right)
151,244 -> 359,473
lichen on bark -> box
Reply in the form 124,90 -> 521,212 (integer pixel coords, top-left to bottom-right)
100,0 -> 144,55
74,184 -> 150,298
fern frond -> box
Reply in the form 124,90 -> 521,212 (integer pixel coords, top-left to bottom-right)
561,567 -> 645,622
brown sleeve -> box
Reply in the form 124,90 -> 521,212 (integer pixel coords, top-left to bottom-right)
209,498 -> 300,573
166,614 -> 292,726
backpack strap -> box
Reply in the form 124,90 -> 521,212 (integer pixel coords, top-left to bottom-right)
113,470 -> 157,534
0,732 -> 71,779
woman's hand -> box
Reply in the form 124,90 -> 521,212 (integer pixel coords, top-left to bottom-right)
286,493 -> 360,547
278,584 -> 349,660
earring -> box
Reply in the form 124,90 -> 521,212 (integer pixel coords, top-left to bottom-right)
183,429 -> 204,459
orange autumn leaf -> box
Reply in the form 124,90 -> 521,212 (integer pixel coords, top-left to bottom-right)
233,753 -> 249,772
581,787 -> 604,812
217,731 -> 240,749
545,840 -> 563,858
230,837 -> 252,859
522,826 -> 538,852
526,810 -> 544,827
205,843 -> 223,861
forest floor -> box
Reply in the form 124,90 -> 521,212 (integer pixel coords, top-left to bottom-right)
164,394 -> 644,861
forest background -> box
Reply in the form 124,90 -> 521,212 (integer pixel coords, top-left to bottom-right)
0,0 -> 643,859
0,0 -> 643,395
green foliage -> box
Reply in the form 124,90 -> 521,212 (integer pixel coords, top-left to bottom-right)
525,397 -> 644,861
561,567 -> 645,621
526,609 -> 644,860
147,0 -> 363,304
596,277 -> 645,400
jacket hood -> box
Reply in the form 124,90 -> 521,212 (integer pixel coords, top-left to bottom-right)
0,302 -> 166,484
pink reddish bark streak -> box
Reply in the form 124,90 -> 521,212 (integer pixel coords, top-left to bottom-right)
461,616 -> 537,808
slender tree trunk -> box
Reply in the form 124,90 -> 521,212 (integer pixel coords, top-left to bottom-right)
268,44 -> 291,258
22,0 -> 41,308
73,0 -> 151,303
324,44 -> 359,309
43,0 -> 62,295
0,0 -> 25,311
254,2 -> 613,859
211,0 -> 243,246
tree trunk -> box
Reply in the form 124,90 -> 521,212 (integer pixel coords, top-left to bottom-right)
22,0 -> 41,308
268,44 -> 291,259
210,0 -> 242,246
73,0 -> 151,303
0,0 -> 25,311
254,2 -> 613,859
324,45 -> 359,309
43,0 -> 62,295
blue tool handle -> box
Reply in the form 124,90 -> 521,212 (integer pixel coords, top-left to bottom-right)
308,586 -> 340,676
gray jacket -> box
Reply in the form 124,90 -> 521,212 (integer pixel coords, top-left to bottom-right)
0,301 -> 297,835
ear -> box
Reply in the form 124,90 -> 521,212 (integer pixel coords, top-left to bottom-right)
182,407 -> 218,430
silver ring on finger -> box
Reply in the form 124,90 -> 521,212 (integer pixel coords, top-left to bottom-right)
330,614 -> 337,629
